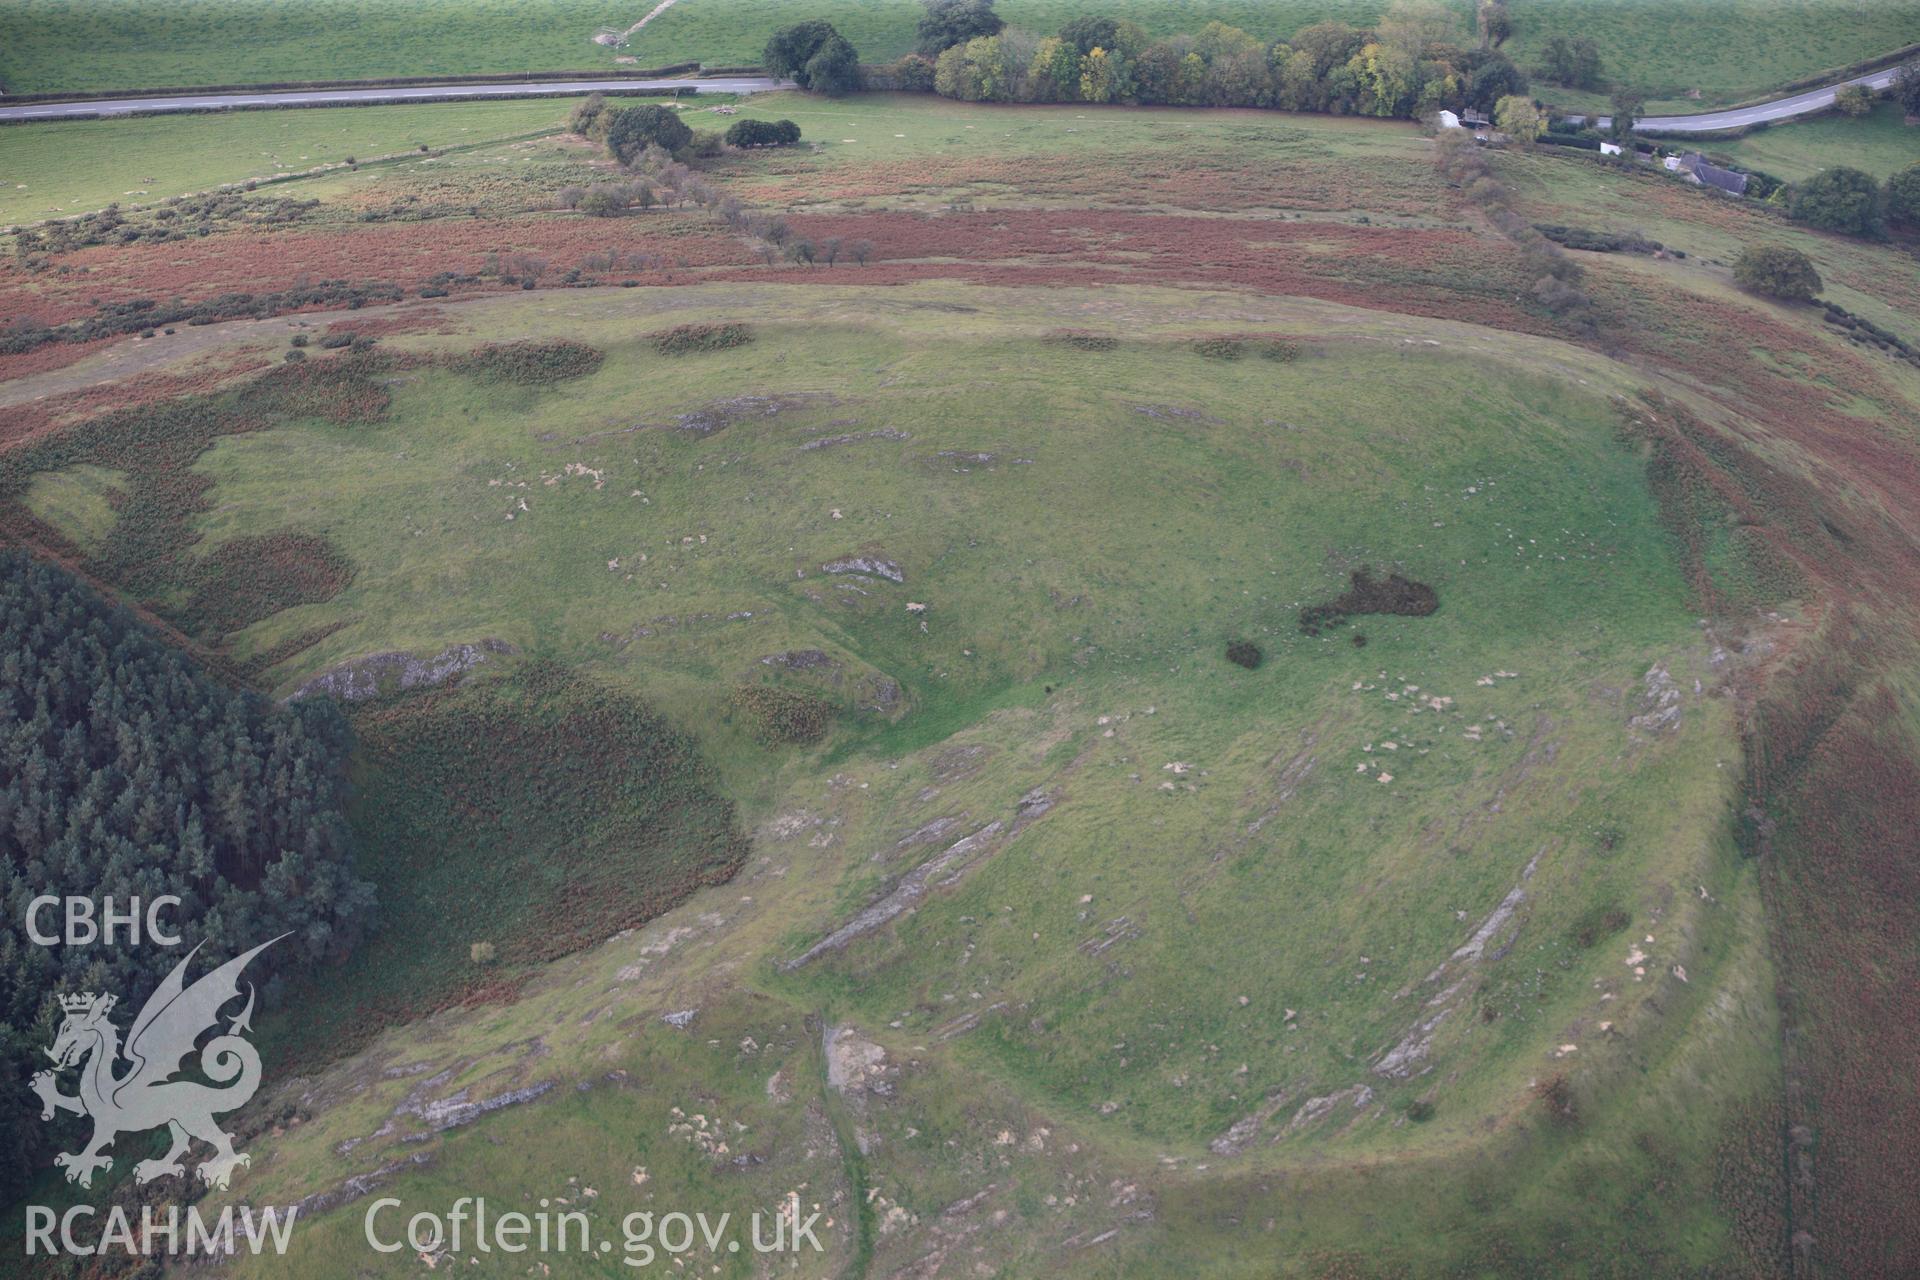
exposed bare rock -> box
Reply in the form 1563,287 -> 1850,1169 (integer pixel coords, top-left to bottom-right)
1132,403 -> 1222,424
783,821 -> 1004,970
1210,1091 -> 1292,1155
784,775 -> 1058,969
254,1152 -> 435,1227
288,638 -> 515,703
862,675 -> 904,711
825,1024 -> 890,1095
1373,846 -> 1547,1078
760,648 -> 841,672
823,555 -> 904,583
1286,1084 -> 1374,1132
886,815 -> 967,858
800,428 -> 907,451
400,1081 -> 556,1133
1629,662 -> 1684,736
929,743 -> 993,783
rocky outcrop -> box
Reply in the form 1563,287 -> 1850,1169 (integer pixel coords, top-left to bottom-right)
288,639 -> 516,703
822,555 -> 904,583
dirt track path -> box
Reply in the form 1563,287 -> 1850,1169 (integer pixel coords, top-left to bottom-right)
0,305 -> 410,410
617,0 -> 684,42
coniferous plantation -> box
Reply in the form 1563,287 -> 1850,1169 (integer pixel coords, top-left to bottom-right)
0,552 -> 371,1202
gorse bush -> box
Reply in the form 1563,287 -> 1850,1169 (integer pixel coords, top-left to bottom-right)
652,322 -> 753,355
1300,568 -> 1440,636
452,339 -> 605,385
1043,329 -> 1119,351
1194,335 -> 1300,362
1226,640 -> 1264,669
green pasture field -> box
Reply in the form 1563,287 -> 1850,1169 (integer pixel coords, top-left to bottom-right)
1508,0 -> 1920,112
0,87 -> 1443,224
0,98 -> 572,225
2,0 -> 1913,113
1696,99 -> 1920,182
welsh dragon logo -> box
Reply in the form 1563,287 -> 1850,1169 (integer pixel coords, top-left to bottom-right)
31,936 -> 282,1191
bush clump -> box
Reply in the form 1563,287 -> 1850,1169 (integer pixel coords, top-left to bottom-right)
454,338 -> 605,385
653,322 -> 753,355
1194,336 -> 1246,360
1043,329 -> 1119,351
1534,224 -> 1665,255
1568,903 -> 1632,949
1194,334 -> 1300,361
1225,639 -> 1264,669
1733,244 -> 1823,303
1299,567 -> 1439,637
1534,1073 -> 1578,1125
724,118 -> 802,148
730,684 -> 832,745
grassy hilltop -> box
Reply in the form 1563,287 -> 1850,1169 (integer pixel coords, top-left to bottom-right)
3,77 -> 1920,1278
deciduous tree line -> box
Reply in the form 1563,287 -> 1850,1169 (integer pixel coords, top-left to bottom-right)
896,0 -> 1528,120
